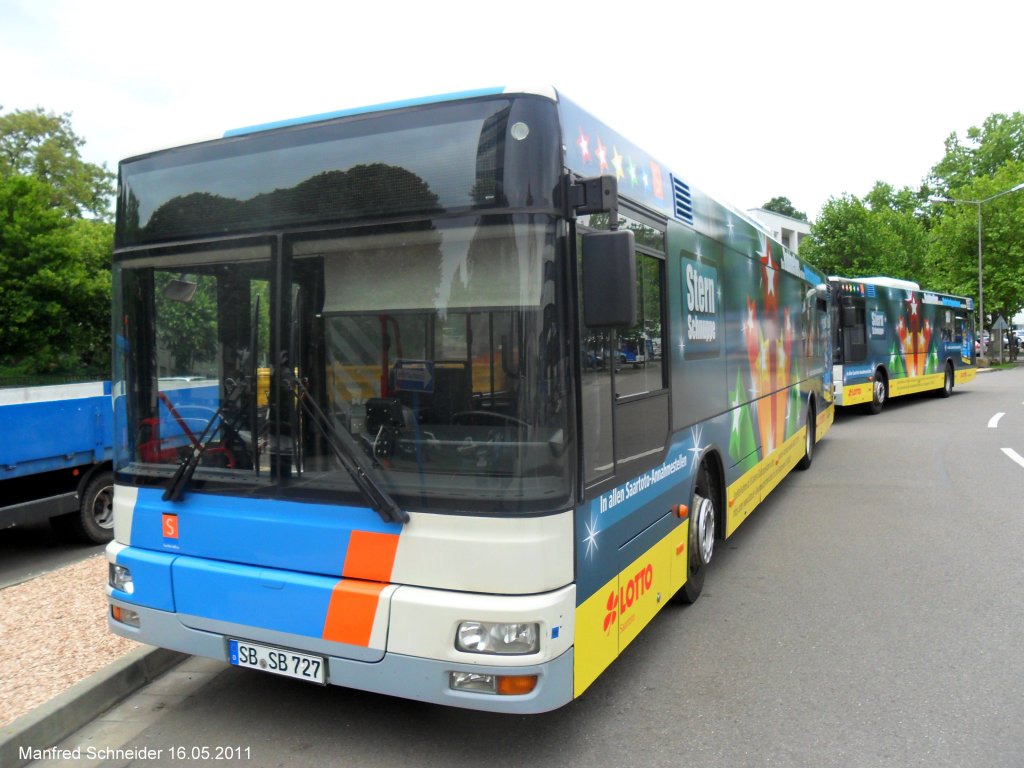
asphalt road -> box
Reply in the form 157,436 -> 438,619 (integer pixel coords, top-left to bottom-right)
39,366 -> 1024,767
0,520 -> 105,590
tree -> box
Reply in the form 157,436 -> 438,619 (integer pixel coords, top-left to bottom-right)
799,183 -> 928,281
0,107 -> 114,220
928,112 -> 1024,199
925,110 -> 1024,326
927,161 -> 1024,325
0,174 -> 112,374
760,196 -> 808,222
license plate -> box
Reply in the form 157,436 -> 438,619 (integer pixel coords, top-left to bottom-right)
229,639 -> 326,684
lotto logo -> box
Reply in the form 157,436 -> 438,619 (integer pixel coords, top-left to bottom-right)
603,592 -> 618,632
603,564 -> 655,633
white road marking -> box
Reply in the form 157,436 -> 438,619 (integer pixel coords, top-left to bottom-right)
988,412 -> 1005,428
1001,448 -> 1024,469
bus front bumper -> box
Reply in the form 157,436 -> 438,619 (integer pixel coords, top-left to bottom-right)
108,599 -> 575,714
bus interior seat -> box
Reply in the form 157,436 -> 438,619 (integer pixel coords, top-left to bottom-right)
394,363 -> 471,425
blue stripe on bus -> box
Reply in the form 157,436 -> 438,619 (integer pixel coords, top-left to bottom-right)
574,432 -> 699,603
112,546 -> 177,612
130,487 -> 403,578
223,87 -> 509,137
172,555 -> 336,639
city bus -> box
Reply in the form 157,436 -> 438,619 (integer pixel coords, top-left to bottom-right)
830,276 -> 976,413
107,87 -> 833,713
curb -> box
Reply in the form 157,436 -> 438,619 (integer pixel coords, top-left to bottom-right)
0,646 -> 187,768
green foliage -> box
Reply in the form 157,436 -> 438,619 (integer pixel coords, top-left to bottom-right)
0,107 -> 114,220
760,196 -> 807,222
800,183 -> 928,281
0,107 -> 115,377
807,108 -> 1024,329
0,174 -> 112,374
928,113 -> 1024,197
927,160 -> 1024,324
154,272 -> 220,375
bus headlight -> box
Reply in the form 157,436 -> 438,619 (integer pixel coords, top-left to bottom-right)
109,563 -> 134,594
456,621 -> 539,655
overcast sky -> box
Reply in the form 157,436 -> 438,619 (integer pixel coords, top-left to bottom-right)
2,0 -> 1021,220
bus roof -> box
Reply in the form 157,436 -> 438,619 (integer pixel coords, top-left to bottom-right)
831,276 -> 921,291
223,86 -> 558,137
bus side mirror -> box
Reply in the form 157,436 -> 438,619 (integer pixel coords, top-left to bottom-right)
582,230 -> 636,328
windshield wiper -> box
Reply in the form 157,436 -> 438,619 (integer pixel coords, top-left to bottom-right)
283,371 -> 409,525
163,376 -> 250,502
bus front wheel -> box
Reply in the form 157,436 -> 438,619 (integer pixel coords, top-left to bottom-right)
678,461 -> 718,604
866,371 -> 888,415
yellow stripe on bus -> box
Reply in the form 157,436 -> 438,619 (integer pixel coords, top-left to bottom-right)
573,520 -> 688,698
725,426 -> 807,538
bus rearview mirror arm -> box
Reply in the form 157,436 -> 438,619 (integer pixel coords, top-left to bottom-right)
567,174 -> 619,226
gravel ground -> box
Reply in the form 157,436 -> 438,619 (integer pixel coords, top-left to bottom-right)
0,554 -> 139,727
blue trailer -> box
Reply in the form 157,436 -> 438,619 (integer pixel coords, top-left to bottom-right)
0,381 -> 115,543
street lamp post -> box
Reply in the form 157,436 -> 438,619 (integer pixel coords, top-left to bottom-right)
929,181 -> 1024,355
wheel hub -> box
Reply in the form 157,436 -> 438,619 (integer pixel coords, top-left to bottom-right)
694,495 -> 715,566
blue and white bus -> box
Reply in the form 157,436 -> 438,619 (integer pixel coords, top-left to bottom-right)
107,87 -> 833,712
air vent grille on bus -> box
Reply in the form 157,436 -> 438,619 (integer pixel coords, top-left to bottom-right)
672,176 -> 694,225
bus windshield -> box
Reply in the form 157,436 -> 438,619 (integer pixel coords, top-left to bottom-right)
114,214 -> 573,513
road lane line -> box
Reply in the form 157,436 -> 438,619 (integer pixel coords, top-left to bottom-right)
1002,448 -> 1024,469
988,412 -> 1005,428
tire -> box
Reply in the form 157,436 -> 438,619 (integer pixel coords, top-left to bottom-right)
866,370 -> 887,415
796,401 -> 816,471
677,461 -> 718,604
936,363 -> 954,398
66,471 -> 115,544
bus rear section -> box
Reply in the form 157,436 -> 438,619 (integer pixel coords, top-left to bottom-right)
830,277 -> 976,413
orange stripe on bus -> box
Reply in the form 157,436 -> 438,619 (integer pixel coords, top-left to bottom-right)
343,530 -> 400,582
322,579 -> 387,647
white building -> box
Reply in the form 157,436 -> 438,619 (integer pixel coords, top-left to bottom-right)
747,208 -> 812,255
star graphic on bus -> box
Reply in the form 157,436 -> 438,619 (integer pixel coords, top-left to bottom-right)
577,127 -> 591,163
595,137 -> 608,173
584,515 -> 600,560
688,424 -> 705,462
612,147 -> 625,180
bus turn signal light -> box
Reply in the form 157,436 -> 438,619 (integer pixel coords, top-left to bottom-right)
497,675 -> 538,695
111,605 -> 140,627
676,504 -> 689,519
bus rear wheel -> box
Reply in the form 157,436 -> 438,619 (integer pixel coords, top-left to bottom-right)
677,461 -> 717,604
937,363 -> 954,398
796,400 -> 815,470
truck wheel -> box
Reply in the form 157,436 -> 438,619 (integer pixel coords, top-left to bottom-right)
66,471 -> 115,544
